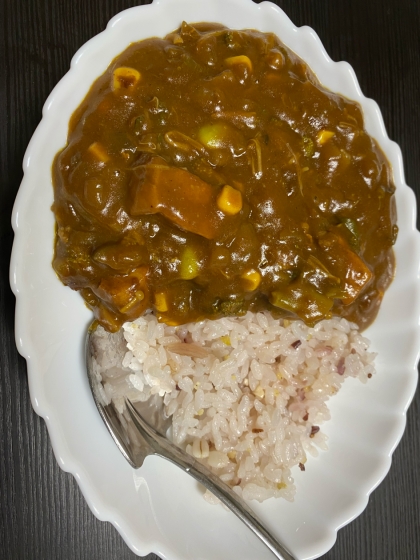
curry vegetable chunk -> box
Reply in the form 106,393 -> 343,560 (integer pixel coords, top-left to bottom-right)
52,23 -> 397,332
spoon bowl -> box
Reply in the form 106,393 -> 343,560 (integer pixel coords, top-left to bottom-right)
86,323 -> 297,560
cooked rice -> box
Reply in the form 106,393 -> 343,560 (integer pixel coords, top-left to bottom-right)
91,311 -> 375,503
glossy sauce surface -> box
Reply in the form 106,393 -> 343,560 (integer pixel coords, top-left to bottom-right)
52,23 -> 397,332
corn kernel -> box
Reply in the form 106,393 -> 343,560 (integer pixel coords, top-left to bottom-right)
154,292 -> 168,312
241,269 -> 261,291
225,55 -> 253,72
221,335 -> 231,346
217,185 -> 242,215
88,142 -> 109,163
317,130 -> 335,145
113,67 -> 141,90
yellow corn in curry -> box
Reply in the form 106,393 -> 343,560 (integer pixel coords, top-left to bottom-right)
52,23 -> 397,332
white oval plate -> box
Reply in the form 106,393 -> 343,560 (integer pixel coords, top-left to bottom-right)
10,0 -> 420,558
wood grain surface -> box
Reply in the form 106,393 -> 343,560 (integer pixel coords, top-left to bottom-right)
1,1 -> 419,559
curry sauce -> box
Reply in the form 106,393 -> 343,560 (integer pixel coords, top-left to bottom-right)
52,23 -> 397,332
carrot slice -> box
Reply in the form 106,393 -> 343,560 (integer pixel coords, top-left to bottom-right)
318,232 -> 372,304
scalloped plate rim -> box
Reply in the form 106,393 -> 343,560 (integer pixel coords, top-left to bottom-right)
10,0 -> 420,559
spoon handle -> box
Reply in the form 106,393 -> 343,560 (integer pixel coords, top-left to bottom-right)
126,399 -> 297,560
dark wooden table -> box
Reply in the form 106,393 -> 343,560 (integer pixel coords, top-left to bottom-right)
1,1 -> 419,558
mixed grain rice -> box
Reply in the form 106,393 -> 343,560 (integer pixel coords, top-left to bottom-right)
91,311 -> 375,503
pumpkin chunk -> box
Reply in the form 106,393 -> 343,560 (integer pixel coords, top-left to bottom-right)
129,157 -> 221,239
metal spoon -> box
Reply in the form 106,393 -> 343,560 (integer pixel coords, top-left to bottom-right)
86,325 -> 297,560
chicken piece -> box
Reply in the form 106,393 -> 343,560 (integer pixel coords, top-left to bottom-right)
93,241 -> 148,272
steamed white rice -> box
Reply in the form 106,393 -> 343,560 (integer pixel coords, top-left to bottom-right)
91,311 -> 375,503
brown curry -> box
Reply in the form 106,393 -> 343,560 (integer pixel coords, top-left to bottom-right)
52,23 -> 397,332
